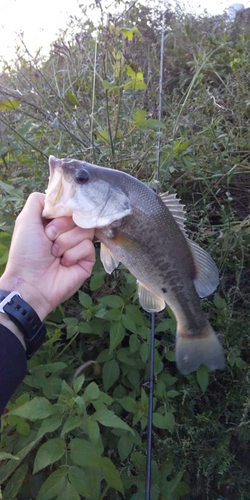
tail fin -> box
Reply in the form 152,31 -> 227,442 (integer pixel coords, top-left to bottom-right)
176,322 -> 225,375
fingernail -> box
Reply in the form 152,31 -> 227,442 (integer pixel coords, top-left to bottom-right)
45,225 -> 57,240
52,243 -> 60,257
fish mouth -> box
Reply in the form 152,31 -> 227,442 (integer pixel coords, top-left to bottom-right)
42,155 -> 75,218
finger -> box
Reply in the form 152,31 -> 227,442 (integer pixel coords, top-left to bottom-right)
61,239 -> 95,269
51,226 -> 94,257
16,192 -> 45,224
45,217 -> 77,241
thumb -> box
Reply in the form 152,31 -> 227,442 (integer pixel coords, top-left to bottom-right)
17,192 -> 45,224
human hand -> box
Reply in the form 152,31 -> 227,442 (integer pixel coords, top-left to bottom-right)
0,192 -> 95,321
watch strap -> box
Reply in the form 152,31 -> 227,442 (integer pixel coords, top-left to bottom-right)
0,290 -> 46,359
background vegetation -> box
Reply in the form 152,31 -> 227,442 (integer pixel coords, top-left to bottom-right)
0,2 -> 249,499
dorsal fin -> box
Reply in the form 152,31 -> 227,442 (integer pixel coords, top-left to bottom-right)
159,192 -> 186,234
159,192 -> 219,298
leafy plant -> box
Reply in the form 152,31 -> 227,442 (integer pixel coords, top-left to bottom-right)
0,2 -> 250,500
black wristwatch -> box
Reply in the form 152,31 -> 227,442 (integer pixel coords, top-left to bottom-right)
0,290 -> 46,359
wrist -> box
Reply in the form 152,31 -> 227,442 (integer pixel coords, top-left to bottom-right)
0,274 -> 48,321
0,312 -> 26,350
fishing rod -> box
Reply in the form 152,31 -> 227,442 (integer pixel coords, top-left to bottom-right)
145,12 -> 165,500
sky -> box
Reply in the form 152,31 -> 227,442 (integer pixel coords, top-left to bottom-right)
0,0 -> 249,64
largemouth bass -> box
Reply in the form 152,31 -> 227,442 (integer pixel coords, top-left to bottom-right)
43,155 -> 225,374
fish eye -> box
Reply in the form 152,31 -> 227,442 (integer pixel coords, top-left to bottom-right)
75,169 -> 89,183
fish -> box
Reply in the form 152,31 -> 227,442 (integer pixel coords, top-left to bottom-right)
42,155 -> 225,375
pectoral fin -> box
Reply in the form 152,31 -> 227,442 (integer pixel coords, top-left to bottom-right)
137,281 -> 165,312
100,243 -> 120,274
188,241 -> 219,297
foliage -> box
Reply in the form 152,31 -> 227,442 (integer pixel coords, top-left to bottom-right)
0,2 -> 250,500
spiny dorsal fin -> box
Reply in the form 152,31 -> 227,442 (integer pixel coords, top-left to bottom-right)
160,192 -> 219,298
159,192 -> 186,234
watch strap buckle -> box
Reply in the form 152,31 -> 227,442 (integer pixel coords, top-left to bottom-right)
0,291 -> 21,313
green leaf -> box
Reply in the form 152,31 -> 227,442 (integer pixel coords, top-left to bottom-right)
66,91 -> 79,107
96,129 -> 109,143
165,350 -> 176,361
121,28 -> 134,40
78,290 -> 92,308
122,314 -> 137,333
117,396 -> 137,413
124,78 -> 147,90
153,411 -> 175,431
78,322 -> 93,334
96,349 -> 113,363
99,295 -> 124,308
214,293 -> 227,309
133,109 -> 147,124
139,118 -> 166,129
84,381 -> 100,401
166,390 -> 180,398
0,452 -> 20,462
2,463 -> 28,500
35,362 -> 67,374
117,348 -> 136,366
105,308 -> 122,321
196,364 -> 209,392
33,438 -> 66,474
102,359 -> 120,391
109,321 -> 126,352
68,466 -> 101,499
0,100 -> 20,110
56,479 -> 80,500
70,438 -> 101,467
39,414 -> 63,436
126,305 -> 146,326
61,416 -> 83,437
16,418 -> 30,436
129,333 -> 140,353
102,80 -> 118,90
90,272 -> 106,291
94,408 -> 133,433
88,418 -> 100,443
9,397 -> 55,420
99,457 -> 124,494
73,374 -> 85,393
155,319 -> 176,333
140,343 -> 149,363
64,317 -> 78,339
37,467 -> 67,500
127,368 -> 140,391
118,433 -> 134,461
138,326 -> 151,339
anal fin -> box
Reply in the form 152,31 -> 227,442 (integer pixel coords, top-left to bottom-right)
100,243 -> 120,274
137,281 -> 165,313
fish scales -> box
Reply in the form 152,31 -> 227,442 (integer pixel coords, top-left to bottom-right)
43,156 -> 225,374
96,208 -> 206,335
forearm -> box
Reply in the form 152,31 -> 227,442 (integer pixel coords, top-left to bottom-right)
0,324 -> 27,416
0,278 -> 45,416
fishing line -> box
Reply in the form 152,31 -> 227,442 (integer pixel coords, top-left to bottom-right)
145,12 -> 165,500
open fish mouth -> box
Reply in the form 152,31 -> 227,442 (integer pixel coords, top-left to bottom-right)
42,155 -> 132,228
42,156 -> 75,218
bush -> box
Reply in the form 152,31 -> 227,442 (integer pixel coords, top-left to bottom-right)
0,3 -> 249,499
